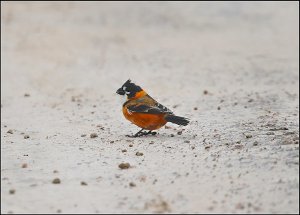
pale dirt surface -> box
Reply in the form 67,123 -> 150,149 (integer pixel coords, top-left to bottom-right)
1,2 -> 299,214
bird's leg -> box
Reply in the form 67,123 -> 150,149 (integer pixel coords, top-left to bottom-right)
126,129 -> 157,138
126,128 -> 145,138
138,130 -> 157,136
145,130 -> 157,136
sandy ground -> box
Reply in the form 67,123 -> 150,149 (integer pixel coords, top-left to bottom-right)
1,2 -> 299,214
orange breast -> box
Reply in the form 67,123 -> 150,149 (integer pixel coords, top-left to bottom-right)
123,107 -> 167,130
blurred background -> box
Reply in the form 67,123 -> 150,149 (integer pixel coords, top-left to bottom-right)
2,2 -> 298,98
1,2 -> 299,214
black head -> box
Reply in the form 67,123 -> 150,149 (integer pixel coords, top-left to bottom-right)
116,79 -> 142,98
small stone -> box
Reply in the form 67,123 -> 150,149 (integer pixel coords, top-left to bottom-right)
184,140 -> 190,143
136,152 -> 143,156
121,149 -> 127,153
203,90 -> 208,95
177,131 -> 182,135
24,93 -> 30,97
129,144 -> 133,147
9,189 -> 15,194
149,141 -> 154,144
205,145 -> 211,150
236,203 -> 245,210
270,127 -> 289,131
24,135 -> 30,139
266,132 -> 275,135
53,170 -> 59,173
110,141 -> 114,143
234,144 -> 243,149
217,106 -> 221,110
170,134 -> 175,137
253,141 -> 258,146
52,178 -> 61,184
245,134 -> 253,138
248,99 -> 254,103
7,129 -> 13,134
191,146 -> 195,150
194,107 -> 198,110
81,181 -> 88,186
119,163 -> 130,169
21,163 -> 28,168
129,182 -> 136,187
90,133 -> 98,138
81,134 -> 86,137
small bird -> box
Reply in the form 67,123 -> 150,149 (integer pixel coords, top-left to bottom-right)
116,79 -> 189,137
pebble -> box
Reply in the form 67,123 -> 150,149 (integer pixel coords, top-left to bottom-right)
136,152 -> 144,156
81,181 -> 88,186
24,135 -> 30,139
21,163 -> 28,168
9,189 -> 15,195
234,144 -> 243,149
129,182 -> 136,187
119,163 -> 130,169
52,178 -> 61,184
7,129 -> 13,134
245,134 -> 253,138
236,203 -> 245,210
90,133 -> 98,138
205,145 -> 211,150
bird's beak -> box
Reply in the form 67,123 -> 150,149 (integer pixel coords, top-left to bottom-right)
116,88 -> 125,95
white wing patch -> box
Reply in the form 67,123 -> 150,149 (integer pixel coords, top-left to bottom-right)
127,108 -> 133,115
156,103 -> 172,113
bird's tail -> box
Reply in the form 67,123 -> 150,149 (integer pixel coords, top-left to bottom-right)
165,115 -> 189,126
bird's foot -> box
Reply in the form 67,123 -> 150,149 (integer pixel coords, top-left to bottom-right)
126,130 -> 157,138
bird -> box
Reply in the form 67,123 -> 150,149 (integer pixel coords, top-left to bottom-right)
116,79 -> 190,137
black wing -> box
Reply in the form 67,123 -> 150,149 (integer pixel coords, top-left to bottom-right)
127,103 -> 173,114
